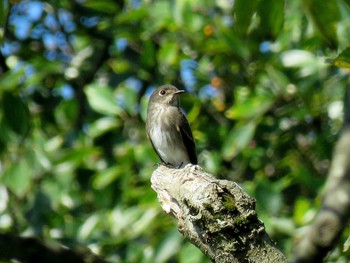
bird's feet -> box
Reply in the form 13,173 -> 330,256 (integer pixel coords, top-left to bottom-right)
156,162 -> 176,168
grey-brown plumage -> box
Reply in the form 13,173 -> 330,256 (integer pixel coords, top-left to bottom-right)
146,85 -> 197,168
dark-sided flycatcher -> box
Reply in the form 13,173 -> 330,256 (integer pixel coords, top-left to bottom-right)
146,85 -> 197,168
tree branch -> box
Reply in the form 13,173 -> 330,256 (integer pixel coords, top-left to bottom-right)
151,165 -> 286,263
291,84 -> 350,263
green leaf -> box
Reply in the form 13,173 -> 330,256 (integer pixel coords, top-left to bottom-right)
118,86 -> 138,115
54,99 -> 78,129
226,96 -> 273,120
59,148 -> 100,166
222,121 -> 257,160
109,207 -> 143,237
0,0 -> 9,43
116,7 -> 148,24
158,41 -> 178,66
269,217 -> 295,236
154,229 -> 182,263
140,39 -> 156,68
0,68 -> 25,90
303,0 -> 340,47
151,1 -> 171,20
344,234 -> 350,252
2,91 -> 31,136
233,0 -> 260,35
257,0 -> 284,39
83,0 -> 118,14
130,208 -> 158,236
345,0 -> 350,9
179,242 -> 207,263
280,49 -> 323,77
254,177 -> 285,216
92,166 -> 123,189
2,159 -> 32,197
78,214 -> 101,241
257,189 -> 281,215
147,1 -> 172,33
294,197 -> 315,225
327,47 -> 350,69
41,178 -> 63,207
220,28 -> 250,59
87,117 -> 120,138
85,84 -> 122,116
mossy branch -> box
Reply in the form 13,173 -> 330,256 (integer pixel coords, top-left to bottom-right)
151,164 -> 286,263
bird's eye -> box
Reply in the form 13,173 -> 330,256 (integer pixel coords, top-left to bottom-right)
159,90 -> 166,96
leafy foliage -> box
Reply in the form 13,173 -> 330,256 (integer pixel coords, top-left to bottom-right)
0,0 -> 350,262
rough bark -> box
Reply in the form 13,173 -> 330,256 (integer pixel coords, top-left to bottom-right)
151,164 -> 287,263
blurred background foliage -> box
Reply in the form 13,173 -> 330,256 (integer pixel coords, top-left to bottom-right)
0,0 -> 350,262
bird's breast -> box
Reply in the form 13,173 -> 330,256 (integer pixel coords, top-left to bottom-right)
148,106 -> 189,167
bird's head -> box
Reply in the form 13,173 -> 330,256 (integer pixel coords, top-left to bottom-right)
150,85 -> 185,107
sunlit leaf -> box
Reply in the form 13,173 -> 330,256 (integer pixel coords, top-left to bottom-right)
182,9 -> 205,32
226,96 -> 273,120
147,1 -> 172,33
109,207 -> 143,236
59,147 -> 100,165
0,68 -> 25,89
85,84 -> 123,116
2,159 -> 32,197
92,166 -> 122,189
233,0 -> 259,35
294,197 -> 316,225
158,41 -> 178,66
116,7 -> 148,23
83,0 -> 118,14
154,229 -> 182,263
327,47 -> 350,69
78,214 -> 101,241
179,242 -> 208,263
87,116 -> 120,138
269,217 -> 295,236
344,234 -> 350,252
131,208 -> 158,236
222,121 -> 257,160
280,50 -> 324,76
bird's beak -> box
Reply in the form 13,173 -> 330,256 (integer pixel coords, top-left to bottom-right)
174,90 -> 185,95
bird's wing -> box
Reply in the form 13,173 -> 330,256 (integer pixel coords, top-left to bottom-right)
177,111 -> 197,164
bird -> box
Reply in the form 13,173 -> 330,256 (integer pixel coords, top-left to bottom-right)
146,84 -> 197,168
